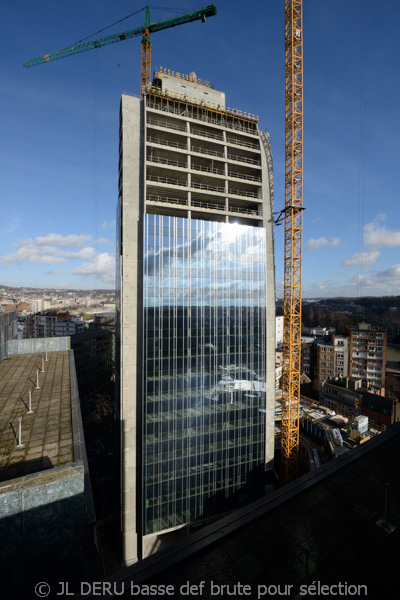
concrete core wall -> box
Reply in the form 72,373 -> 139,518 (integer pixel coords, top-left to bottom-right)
119,94 -> 142,566
259,130 -> 276,469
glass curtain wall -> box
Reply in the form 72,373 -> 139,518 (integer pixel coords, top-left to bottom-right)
143,214 -> 267,534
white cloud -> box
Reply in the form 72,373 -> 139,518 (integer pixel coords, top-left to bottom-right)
95,237 -> 110,245
73,253 -> 115,284
305,236 -> 341,252
1,244 -> 95,266
1,233 -> 95,267
341,251 -> 380,267
363,214 -> 400,250
63,247 -> 95,260
374,264 -> 400,283
1,244 -> 67,266
302,263 -> 400,298
102,220 -> 116,230
17,233 -> 92,248
45,269 -> 69,276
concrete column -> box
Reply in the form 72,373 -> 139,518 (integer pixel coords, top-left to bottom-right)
119,93 -> 142,566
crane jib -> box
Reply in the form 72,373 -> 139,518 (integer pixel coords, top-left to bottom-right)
22,5 -> 217,68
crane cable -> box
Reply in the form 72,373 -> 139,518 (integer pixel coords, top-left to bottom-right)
64,5 -> 196,50
93,50 -> 99,290
64,8 -> 146,50
356,0 -> 366,306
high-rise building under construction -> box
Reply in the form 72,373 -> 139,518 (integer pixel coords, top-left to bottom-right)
116,69 -> 276,565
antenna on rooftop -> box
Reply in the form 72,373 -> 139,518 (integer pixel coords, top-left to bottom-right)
16,417 -> 25,449
27,389 -> 34,414
10,418 -> 26,449
377,482 -> 396,534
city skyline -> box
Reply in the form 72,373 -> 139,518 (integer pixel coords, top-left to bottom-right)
1,0 -> 400,296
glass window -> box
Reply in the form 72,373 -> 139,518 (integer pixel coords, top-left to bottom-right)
142,214 -> 268,534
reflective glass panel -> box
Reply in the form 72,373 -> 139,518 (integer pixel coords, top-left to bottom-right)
143,214 -> 267,534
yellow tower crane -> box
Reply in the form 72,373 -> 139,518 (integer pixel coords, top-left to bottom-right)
278,0 -> 304,485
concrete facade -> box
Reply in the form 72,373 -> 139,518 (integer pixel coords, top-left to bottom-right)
117,74 -> 275,566
117,92 -> 142,566
0,347 -> 93,596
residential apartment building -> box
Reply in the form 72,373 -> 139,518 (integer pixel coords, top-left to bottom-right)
25,313 -> 57,338
116,69 -> 276,565
315,334 -> 349,390
25,312 -> 83,338
55,316 -> 85,337
347,323 -> 387,394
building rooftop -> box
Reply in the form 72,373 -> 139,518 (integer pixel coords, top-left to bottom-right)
0,351 -> 74,481
87,425 -> 400,600
387,360 -> 400,373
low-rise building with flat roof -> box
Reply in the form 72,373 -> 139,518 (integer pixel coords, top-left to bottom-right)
321,376 -> 400,431
0,340 -> 94,598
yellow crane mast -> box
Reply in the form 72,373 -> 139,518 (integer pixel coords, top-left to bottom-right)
280,0 -> 304,485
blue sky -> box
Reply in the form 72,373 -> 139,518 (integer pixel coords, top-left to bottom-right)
1,0 -> 399,297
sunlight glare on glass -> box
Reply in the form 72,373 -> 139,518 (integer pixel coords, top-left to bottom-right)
218,222 -> 245,243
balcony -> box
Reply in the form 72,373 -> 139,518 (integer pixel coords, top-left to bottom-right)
192,163 -> 225,177
147,116 -> 186,133
147,155 -> 187,169
147,135 -> 187,151
226,136 -> 260,150
228,187 -> 259,199
227,152 -> 261,166
147,174 -> 187,188
191,126 -> 223,142
228,169 -> 261,183
146,193 -> 188,208
191,143 -> 224,159
191,181 -> 225,194
190,198 -> 261,218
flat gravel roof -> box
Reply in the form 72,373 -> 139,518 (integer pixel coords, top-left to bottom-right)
0,351 -> 74,481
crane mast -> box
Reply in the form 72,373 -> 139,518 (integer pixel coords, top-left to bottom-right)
281,0 -> 304,485
140,7 -> 152,96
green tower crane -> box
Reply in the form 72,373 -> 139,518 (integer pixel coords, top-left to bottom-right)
23,5 -> 217,95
